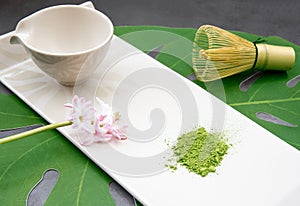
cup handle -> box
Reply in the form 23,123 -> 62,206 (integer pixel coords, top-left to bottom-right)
80,1 -> 95,9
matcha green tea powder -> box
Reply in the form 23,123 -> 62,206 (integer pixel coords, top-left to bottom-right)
170,127 -> 230,177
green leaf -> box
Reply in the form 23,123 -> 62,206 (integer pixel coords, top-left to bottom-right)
0,94 -> 44,129
1,25 -> 300,205
114,26 -> 300,151
0,94 -> 115,205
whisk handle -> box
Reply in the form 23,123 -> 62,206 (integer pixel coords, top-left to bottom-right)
255,44 -> 295,71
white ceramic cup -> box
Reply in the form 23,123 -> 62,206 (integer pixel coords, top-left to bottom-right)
10,4 -> 114,86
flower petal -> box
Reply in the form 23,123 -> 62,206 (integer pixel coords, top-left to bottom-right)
74,129 -> 95,146
94,132 -> 113,142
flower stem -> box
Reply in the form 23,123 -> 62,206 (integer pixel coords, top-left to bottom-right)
0,121 -> 72,144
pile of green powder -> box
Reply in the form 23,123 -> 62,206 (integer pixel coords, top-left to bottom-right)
168,127 -> 230,177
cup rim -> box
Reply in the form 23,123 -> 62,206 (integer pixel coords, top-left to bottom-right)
14,5 -> 114,56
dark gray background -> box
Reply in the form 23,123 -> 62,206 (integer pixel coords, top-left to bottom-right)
0,0 -> 300,44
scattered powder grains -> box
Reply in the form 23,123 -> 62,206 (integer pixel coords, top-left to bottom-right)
169,127 -> 230,177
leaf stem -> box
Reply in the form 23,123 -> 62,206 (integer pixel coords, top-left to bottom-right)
0,121 -> 72,144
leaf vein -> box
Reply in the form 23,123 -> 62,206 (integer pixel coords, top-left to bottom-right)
290,89 -> 300,98
0,111 -> 41,119
248,87 -> 262,102
170,53 -> 191,69
268,104 -> 300,116
229,97 -> 300,107
0,135 -> 57,182
76,160 -> 89,206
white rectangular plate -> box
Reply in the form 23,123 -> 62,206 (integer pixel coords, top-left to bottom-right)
1,31 -> 300,206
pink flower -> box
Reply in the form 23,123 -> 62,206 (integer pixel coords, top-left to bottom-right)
65,95 -> 126,145
74,128 -> 95,146
109,125 -> 127,140
64,95 -> 95,145
94,98 -> 127,142
3,95 -> 126,146
96,97 -> 113,125
64,95 -> 95,131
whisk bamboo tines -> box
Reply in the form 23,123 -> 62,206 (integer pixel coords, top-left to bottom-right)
192,25 -> 295,82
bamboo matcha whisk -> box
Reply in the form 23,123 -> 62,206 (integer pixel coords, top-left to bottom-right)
192,25 -> 295,82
